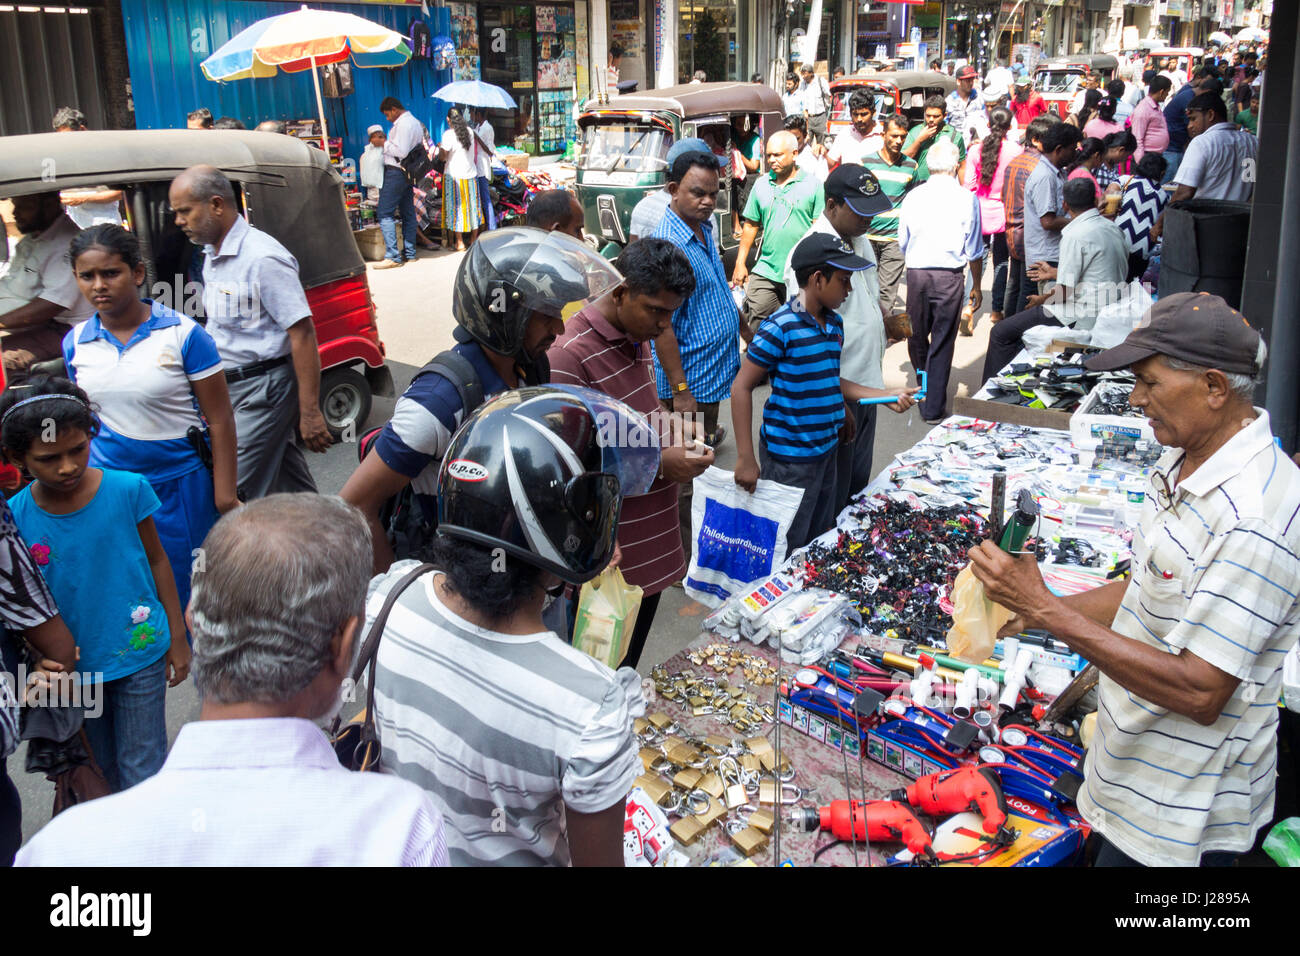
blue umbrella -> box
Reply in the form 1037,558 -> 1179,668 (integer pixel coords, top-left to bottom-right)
433,80 -> 518,110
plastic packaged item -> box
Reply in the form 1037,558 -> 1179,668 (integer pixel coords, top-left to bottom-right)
757,588 -> 861,664
946,565 -> 1015,664
701,572 -> 802,644
1262,818 -> 1300,867
572,567 -> 643,668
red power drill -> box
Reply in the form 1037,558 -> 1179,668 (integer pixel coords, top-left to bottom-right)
893,766 -> 1008,835
792,800 -> 934,858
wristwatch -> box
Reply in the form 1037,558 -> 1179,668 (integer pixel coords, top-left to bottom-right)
674,381 -> 690,394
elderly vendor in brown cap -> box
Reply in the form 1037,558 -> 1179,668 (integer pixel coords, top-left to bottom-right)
969,292 -> 1300,868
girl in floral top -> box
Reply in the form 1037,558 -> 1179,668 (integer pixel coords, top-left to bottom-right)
1,377 -> 187,792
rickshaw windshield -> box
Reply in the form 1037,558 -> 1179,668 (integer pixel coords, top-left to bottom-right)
830,90 -> 896,122
1035,70 -> 1081,94
580,124 -> 671,173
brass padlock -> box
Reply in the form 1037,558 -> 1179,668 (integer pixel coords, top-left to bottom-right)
745,737 -> 774,758
673,768 -> 703,791
696,772 -> 725,798
730,826 -> 769,857
758,750 -> 777,772
740,753 -> 762,773
634,773 -> 671,805
670,815 -> 704,846
638,747 -> 661,771
633,717 -> 651,735
648,713 -> 673,730
748,808 -> 775,834
725,782 -> 748,809
696,797 -> 727,828
758,779 -> 776,804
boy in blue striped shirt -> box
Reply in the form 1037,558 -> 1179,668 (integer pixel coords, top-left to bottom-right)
732,232 -> 873,550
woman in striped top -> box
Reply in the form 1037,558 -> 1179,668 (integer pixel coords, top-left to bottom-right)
1115,152 -> 1169,282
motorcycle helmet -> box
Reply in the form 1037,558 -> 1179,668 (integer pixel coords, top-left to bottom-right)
437,385 -> 660,584
452,226 -> 623,365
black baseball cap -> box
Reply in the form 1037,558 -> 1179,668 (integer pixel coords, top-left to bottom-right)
824,163 -> 893,218
790,232 -> 873,275
1085,292 -> 1263,376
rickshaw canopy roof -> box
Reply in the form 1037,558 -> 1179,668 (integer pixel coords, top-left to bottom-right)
0,130 -> 362,289
1035,54 -> 1119,72
583,82 -> 782,119
832,71 -> 957,94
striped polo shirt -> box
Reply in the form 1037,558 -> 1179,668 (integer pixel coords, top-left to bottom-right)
372,567 -> 640,867
1078,410 -> 1300,866
862,150 -> 918,242
651,207 -> 741,404
744,299 -> 844,461
549,304 -> 686,596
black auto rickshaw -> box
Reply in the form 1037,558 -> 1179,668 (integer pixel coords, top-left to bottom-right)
0,130 -> 392,437
574,82 -> 784,260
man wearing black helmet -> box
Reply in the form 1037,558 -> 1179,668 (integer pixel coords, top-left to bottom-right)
340,227 -> 623,571
371,386 -> 656,867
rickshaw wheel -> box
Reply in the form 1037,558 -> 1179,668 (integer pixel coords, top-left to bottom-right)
320,366 -> 372,442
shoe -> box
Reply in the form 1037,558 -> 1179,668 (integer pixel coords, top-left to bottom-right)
959,306 -> 975,336
923,415 -> 947,425
372,258 -> 402,270
707,425 -> 727,450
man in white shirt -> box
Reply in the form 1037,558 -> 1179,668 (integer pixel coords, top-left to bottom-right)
785,116 -> 829,182
983,178 -> 1128,378
784,164 -> 916,505
983,59 -> 1014,104
17,494 -> 449,867
800,63 -> 831,144
51,108 -> 125,229
826,89 -> 884,169
169,165 -> 331,499
0,191 -> 94,378
897,139 -> 984,422
376,96 -> 425,268
360,124 -> 386,200
782,72 -> 804,117
1170,91 -> 1258,202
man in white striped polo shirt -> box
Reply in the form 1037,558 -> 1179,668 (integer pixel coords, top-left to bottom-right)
971,292 -> 1300,866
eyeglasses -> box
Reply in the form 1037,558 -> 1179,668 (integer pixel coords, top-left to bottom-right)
1153,469 -> 1180,518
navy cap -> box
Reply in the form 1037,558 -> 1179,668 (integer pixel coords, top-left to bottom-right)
790,232 -> 873,274
824,163 -> 892,218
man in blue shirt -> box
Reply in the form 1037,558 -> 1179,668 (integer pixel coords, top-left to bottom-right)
732,232 -> 872,551
651,148 -> 739,451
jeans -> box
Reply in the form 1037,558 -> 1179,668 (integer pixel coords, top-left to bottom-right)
988,232 -> 1009,315
1161,148 -> 1184,185
1004,255 -> 1029,317
378,165 -> 417,263
82,655 -> 168,792
1,759 -> 19,867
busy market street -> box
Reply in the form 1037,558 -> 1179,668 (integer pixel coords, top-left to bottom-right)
0,0 -> 1297,916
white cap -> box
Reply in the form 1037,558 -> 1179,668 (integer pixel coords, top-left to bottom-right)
367,124 -> 383,136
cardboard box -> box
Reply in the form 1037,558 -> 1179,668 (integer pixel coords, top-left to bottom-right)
503,153 -> 530,171
952,396 -> 1073,432
1068,382 -> 1156,450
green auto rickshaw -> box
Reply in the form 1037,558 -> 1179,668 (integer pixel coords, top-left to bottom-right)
575,82 -> 784,263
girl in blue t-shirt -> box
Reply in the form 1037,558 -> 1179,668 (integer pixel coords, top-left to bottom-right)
63,224 -> 238,620
0,378 -> 189,791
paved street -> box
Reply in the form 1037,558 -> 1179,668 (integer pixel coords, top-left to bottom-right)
14,245 -> 997,841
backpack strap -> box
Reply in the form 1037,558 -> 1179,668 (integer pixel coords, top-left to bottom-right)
415,349 -> 486,422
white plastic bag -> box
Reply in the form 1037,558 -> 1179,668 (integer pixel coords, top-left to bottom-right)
1089,280 -> 1154,349
684,466 -> 805,609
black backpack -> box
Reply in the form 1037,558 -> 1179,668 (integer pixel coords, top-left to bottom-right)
358,350 -> 484,562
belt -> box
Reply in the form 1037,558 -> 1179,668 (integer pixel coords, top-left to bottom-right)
225,354 -> 290,384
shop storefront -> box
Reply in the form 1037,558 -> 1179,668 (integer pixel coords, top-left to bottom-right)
452,2 -> 585,157
677,0 -> 744,83
914,1 -> 944,65
788,1 -> 842,70
855,2 -> 894,65
944,1 -> 999,69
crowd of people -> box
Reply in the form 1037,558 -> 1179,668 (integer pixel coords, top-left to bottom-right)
0,38 -> 1291,870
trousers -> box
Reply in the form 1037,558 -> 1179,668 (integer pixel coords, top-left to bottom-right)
378,166 -> 417,263
905,267 -> 965,420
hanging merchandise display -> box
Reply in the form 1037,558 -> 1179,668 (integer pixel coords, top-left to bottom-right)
450,2 -> 481,80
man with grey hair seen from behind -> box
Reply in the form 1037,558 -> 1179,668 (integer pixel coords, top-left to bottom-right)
17,494 -> 449,866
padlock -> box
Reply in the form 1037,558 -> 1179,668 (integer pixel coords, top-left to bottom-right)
695,796 -> 727,828
670,815 -> 704,846
740,753 -> 761,773
633,717 -> 651,735
748,808 -> 776,834
648,713 -> 673,730
745,737 -> 774,758
673,768 -> 703,791
696,772 -> 724,798
638,747 -> 661,771
730,826 -> 768,857
634,773 -> 671,805
725,782 -> 748,809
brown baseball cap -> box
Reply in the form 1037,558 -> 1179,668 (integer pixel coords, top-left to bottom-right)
1085,292 -> 1263,375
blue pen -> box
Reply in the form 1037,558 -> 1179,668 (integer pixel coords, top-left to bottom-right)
859,370 -> 927,406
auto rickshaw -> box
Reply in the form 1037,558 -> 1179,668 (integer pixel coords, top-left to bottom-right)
1032,54 -> 1119,116
1144,48 -> 1204,85
828,70 -> 958,142
0,130 -> 392,438
574,82 -> 784,261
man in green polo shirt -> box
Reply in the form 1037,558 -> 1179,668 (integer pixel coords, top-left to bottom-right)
903,94 -> 967,182
732,130 -> 825,342
863,114 -> 918,316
